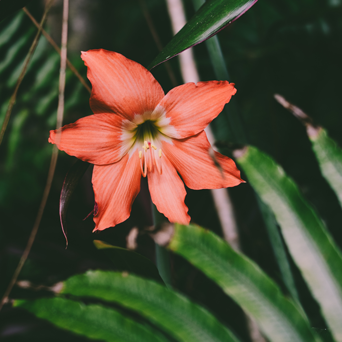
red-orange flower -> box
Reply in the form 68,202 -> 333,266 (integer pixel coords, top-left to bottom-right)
49,49 -> 244,231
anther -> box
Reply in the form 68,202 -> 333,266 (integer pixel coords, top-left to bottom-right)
144,141 -> 149,149
139,151 -> 142,159
151,144 -> 157,150
159,149 -> 162,158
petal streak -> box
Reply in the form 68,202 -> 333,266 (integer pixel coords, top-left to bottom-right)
92,153 -> 141,230
49,114 -> 131,165
148,156 -> 190,225
163,131 -> 244,190
157,81 -> 236,139
81,49 -> 165,121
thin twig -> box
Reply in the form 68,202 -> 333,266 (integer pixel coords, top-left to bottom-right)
0,0 -> 69,311
22,7 -> 91,94
138,0 -> 178,87
0,0 -> 54,146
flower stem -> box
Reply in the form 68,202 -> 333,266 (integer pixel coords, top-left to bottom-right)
152,205 -> 172,288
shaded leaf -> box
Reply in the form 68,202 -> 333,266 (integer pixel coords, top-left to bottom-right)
59,159 -> 89,247
0,0 -> 32,23
149,0 -> 258,69
236,146 -> 342,342
14,297 -> 170,342
61,270 -> 241,342
169,223 -> 320,342
310,128 -> 342,207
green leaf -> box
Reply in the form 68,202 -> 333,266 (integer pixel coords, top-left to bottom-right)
256,197 -> 300,306
93,240 -> 164,284
192,0 -> 247,145
169,223 -> 320,342
0,11 -> 23,45
148,0 -> 258,69
61,270 -> 241,342
0,0 -> 31,23
236,146 -> 342,342
59,159 -> 89,246
14,297 -> 170,342
310,128 -> 342,207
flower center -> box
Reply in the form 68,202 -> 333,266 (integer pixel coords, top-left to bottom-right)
134,120 -> 162,177
135,120 -> 160,142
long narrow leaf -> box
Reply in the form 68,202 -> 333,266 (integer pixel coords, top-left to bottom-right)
148,0 -> 257,69
257,197 -> 300,306
14,297 -> 169,342
310,128 -> 342,207
236,146 -> 342,342
168,223 -> 319,342
60,270 -> 241,342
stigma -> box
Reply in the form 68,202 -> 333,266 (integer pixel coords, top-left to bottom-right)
139,140 -> 162,177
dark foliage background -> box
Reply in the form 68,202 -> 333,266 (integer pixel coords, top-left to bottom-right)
0,0 -> 341,340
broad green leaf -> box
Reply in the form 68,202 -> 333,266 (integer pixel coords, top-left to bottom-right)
148,0 -> 258,69
14,297 -> 169,342
0,0 -> 31,23
169,223 -> 319,342
59,159 -> 89,246
93,240 -> 164,284
310,128 -> 342,207
61,270 -> 241,342
257,197 -> 300,306
236,146 -> 342,342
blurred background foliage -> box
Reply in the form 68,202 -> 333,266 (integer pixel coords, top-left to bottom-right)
1,0 -> 342,341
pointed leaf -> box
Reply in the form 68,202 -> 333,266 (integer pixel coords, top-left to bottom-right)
257,197 -> 300,306
148,0 -> 258,69
59,159 -> 89,246
236,146 -> 342,342
61,270 -> 242,342
169,223 -> 320,342
14,297 -> 170,342
93,240 -> 164,283
310,128 -> 342,207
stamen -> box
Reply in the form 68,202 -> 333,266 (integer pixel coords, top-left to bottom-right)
139,151 -> 146,177
148,148 -> 153,171
138,142 -> 162,176
154,149 -> 162,175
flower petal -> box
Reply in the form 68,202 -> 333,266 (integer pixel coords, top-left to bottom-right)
163,131 -> 244,190
148,155 -> 190,225
81,49 -> 165,121
49,114 -> 133,165
156,81 -> 236,139
92,152 -> 141,231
